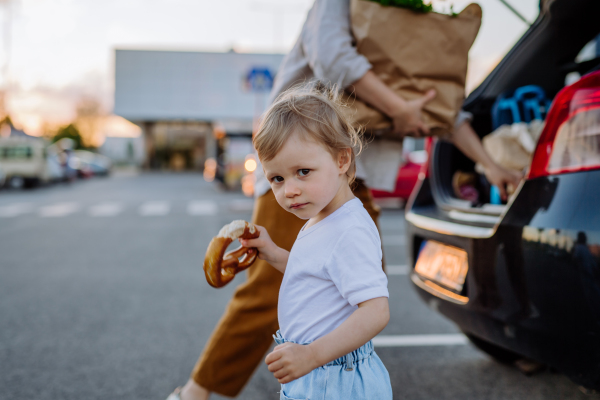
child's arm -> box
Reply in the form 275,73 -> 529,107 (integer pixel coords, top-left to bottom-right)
240,225 -> 289,273
265,296 -> 390,383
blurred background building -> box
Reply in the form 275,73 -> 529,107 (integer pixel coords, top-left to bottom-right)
113,49 -> 283,173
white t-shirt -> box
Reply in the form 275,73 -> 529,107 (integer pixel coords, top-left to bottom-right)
278,198 -> 389,344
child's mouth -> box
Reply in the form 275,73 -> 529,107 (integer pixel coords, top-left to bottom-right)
290,202 -> 308,210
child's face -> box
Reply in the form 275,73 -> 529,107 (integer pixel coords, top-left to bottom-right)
262,132 -> 351,221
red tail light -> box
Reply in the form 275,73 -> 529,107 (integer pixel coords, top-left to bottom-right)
528,71 -> 600,179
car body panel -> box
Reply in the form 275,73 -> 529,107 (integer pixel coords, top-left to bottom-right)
404,0 -> 600,389
407,169 -> 600,387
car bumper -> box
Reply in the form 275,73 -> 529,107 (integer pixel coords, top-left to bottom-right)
406,170 -> 600,387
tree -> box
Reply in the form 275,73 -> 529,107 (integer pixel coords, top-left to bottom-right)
53,124 -> 84,149
75,97 -> 105,148
0,115 -> 13,127
0,115 -> 12,137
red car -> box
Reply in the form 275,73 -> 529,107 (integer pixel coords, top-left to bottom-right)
371,138 -> 427,201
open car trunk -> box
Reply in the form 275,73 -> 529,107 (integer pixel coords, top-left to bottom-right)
426,0 -> 600,222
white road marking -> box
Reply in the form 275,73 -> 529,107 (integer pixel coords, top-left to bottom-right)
39,202 -> 81,218
139,201 -> 170,216
0,203 -> 34,217
228,199 -> 254,212
386,265 -> 409,275
89,202 -> 124,217
382,235 -> 406,246
187,200 -> 218,216
373,334 -> 468,347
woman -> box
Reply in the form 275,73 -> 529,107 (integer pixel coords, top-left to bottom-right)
168,1 -> 520,399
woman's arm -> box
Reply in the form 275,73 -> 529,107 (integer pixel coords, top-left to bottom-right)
302,0 -> 372,90
451,121 -> 523,200
302,1 -> 435,137
240,225 -> 289,273
265,297 -> 389,383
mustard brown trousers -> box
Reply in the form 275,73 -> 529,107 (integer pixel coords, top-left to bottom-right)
191,181 -> 381,397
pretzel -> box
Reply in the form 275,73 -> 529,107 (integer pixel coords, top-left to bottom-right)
203,220 -> 260,288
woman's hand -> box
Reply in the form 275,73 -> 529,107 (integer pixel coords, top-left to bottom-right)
451,121 -> 524,201
390,89 -> 436,137
265,342 -> 318,384
483,164 -> 523,201
352,71 -> 435,137
240,225 -> 289,273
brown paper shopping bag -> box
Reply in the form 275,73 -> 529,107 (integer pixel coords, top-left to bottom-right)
346,0 -> 482,137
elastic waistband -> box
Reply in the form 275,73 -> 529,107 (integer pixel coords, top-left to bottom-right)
273,330 -> 373,368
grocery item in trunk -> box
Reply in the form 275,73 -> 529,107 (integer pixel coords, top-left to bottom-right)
477,120 -> 544,173
345,0 -> 482,136
452,171 -> 479,203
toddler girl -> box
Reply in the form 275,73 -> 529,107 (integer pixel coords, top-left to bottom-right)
240,83 -> 392,400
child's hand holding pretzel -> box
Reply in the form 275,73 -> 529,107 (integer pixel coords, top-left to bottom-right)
240,225 -> 289,274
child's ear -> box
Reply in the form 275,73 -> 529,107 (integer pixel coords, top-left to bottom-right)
338,148 -> 352,173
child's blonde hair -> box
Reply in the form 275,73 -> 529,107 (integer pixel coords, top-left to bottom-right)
253,81 -> 362,183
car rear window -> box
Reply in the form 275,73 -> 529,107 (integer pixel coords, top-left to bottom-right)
565,35 -> 600,86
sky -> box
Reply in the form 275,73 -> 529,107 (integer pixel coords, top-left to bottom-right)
0,0 -> 539,137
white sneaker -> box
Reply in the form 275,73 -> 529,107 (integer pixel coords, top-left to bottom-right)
166,387 -> 182,400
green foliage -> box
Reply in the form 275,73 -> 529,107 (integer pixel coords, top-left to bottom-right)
367,0 -> 433,13
1,115 -> 14,127
449,4 -> 458,17
53,124 -> 84,149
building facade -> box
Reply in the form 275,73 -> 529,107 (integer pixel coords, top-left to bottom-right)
113,49 -> 283,170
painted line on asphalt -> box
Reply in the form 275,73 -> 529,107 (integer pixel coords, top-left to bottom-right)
139,201 -> 171,216
89,202 -> 124,217
0,202 -> 34,217
39,202 -> 81,217
386,265 -> 409,275
228,199 -> 254,212
373,334 -> 468,347
187,200 -> 218,216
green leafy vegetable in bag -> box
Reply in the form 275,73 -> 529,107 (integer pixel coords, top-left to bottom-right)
366,0 -> 433,13
365,0 -> 459,16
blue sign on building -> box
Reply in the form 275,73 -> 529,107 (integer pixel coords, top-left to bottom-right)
245,67 -> 274,92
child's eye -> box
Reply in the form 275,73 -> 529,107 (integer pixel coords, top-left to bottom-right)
298,169 -> 310,177
271,176 -> 284,183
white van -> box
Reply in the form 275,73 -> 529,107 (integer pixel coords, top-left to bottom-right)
0,137 -> 54,187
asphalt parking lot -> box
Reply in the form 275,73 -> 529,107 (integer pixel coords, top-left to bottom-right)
0,172 -> 592,400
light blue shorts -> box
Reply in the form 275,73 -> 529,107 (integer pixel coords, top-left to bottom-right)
273,330 -> 393,400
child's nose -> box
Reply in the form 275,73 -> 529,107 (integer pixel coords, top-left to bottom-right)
284,182 -> 300,197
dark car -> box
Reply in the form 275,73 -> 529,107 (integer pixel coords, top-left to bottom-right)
405,0 -> 600,391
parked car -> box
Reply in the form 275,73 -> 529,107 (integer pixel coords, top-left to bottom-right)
0,164 -> 5,188
70,150 -> 112,178
371,137 -> 427,202
405,0 -> 600,391
221,136 -> 254,191
45,146 -> 66,182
